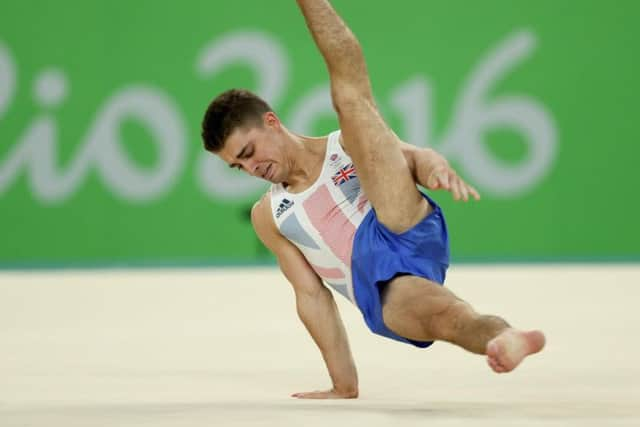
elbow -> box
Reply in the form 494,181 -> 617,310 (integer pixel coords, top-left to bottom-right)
295,286 -> 331,319
337,385 -> 359,399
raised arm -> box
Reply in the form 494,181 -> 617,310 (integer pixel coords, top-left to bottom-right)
296,0 -> 374,104
251,195 -> 358,399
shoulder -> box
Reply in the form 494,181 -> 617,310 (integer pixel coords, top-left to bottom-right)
339,130 -> 417,166
251,192 -> 273,233
251,191 -> 282,251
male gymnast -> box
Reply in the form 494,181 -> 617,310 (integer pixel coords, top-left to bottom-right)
201,0 -> 545,399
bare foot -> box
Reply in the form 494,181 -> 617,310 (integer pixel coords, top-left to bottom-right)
486,329 -> 546,373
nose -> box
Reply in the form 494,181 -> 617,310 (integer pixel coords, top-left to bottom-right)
243,159 -> 260,176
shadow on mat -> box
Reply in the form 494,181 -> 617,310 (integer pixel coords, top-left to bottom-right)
3,400 -> 636,420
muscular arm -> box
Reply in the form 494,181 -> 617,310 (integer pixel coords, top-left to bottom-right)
251,195 -> 358,399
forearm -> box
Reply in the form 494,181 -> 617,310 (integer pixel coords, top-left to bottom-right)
406,146 -> 450,188
415,148 -> 449,187
296,0 -> 366,80
296,287 -> 358,395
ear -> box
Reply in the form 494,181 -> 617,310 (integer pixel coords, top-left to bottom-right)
263,111 -> 281,130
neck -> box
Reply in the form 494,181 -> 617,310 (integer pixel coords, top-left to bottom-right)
281,128 -> 327,190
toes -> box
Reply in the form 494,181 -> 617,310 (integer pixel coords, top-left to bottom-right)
487,357 -> 495,370
488,354 -> 512,373
487,356 -> 504,373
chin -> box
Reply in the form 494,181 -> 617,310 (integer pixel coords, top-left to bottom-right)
268,169 -> 281,184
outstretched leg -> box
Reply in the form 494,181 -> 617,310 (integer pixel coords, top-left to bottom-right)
297,0 -> 429,233
382,276 -> 546,373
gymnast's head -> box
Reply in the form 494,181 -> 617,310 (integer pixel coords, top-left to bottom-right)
201,89 -> 288,183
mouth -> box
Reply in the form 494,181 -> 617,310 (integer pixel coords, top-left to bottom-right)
265,164 -> 273,181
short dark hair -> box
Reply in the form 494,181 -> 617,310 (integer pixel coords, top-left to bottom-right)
201,89 -> 273,152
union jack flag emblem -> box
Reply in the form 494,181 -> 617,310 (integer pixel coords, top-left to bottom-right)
331,163 -> 357,186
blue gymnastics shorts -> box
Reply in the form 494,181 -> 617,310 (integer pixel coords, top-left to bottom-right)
351,192 -> 449,348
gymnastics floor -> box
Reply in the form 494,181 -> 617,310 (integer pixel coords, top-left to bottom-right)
1,265 -> 638,426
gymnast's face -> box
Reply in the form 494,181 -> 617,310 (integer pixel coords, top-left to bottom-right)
218,112 -> 287,183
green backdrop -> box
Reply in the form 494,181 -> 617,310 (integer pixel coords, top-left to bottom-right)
1,0 -> 638,266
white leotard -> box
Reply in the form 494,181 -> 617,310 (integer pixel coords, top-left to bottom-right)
270,130 -> 371,303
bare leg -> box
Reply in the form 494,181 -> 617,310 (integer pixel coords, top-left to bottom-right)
297,1 -> 546,372
296,0 -> 429,233
382,276 -> 546,372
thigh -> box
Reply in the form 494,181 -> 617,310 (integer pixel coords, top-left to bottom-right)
335,97 -> 428,233
381,275 -> 463,342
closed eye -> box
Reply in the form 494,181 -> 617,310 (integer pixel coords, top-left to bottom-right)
229,142 -> 254,170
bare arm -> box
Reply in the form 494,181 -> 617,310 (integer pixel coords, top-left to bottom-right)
296,0 -> 373,103
251,195 -> 358,399
400,143 -> 481,201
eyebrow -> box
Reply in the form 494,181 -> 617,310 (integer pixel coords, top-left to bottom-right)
228,144 -> 249,169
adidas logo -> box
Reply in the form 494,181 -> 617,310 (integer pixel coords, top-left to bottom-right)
275,198 -> 294,218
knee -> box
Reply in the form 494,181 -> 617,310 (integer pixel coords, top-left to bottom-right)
377,196 -> 430,234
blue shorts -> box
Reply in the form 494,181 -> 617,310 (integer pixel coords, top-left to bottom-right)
351,193 -> 449,348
